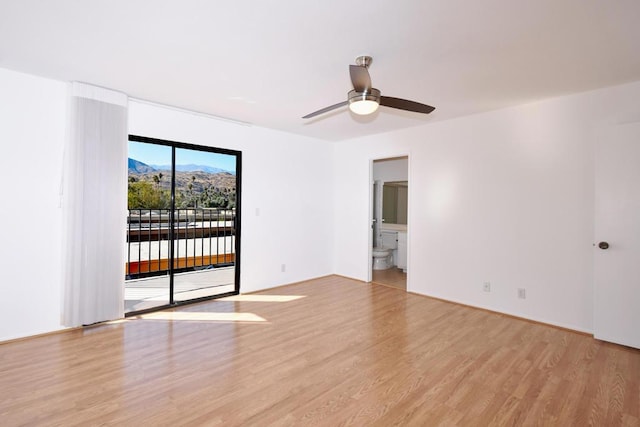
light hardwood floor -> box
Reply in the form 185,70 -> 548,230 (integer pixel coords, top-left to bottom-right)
372,267 -> 407,290
1,275 -> 638,426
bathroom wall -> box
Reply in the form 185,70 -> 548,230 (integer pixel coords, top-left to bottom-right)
374,157 -> 409,226
372,157 -> 408,182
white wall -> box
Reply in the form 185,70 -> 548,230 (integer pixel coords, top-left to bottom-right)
129,101 -> 334,293
373,157 -> 408,182
0,68 -> 334,341
0,68 -> 67,341
333,80 -> 640,333
4,61 -> 640,340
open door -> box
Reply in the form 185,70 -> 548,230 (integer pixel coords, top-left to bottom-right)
594,122 -> 640,349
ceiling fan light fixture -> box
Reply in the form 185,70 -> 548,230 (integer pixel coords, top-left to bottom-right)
348,89 -> 380,115
302,57 -> 435,119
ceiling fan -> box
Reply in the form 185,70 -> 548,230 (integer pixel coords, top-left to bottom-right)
302,55 -> 435,119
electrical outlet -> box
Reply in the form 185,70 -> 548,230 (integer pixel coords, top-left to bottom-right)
281,264 -> 286,273
518,288 -> 526,299
483,282 -> 491,292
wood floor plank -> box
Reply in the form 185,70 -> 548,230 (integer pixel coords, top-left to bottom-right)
1,275 -> 639,426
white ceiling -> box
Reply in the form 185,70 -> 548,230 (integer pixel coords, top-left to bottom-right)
2,1 -> 640,141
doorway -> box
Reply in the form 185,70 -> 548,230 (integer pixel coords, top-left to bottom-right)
370,156 -> 408,291
125,135 -> 241,314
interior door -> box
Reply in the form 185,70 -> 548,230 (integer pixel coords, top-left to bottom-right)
594,122 -> 640,349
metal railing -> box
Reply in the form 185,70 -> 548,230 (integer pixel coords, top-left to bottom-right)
126,208 -> 235,279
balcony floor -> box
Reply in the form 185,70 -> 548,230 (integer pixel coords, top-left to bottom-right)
124,266 -> 235,312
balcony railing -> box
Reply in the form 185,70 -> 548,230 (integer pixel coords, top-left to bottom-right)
126,208 -> 235,279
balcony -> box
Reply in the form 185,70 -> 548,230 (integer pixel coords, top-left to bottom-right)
125,208 -> 236,312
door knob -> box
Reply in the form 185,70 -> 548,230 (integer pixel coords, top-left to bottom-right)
598,241 -> 609,250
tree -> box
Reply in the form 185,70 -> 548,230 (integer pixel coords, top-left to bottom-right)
188,175 -> 197,208
152,172 -> 164,189
128,180 -> 171,209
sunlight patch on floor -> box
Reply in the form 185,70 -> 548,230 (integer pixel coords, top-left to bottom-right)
220,294 -> 306,302
135,311 -> 267,322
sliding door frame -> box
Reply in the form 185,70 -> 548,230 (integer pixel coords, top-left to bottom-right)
125,134 -> 242,316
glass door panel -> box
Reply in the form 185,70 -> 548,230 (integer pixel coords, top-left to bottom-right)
125,141 -> 172,312
172,148 -> 238,301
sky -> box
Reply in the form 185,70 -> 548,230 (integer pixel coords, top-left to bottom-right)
128,140 -> 236,172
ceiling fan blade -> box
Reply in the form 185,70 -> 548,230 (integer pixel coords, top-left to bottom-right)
349,65 -> 372,92
302,101 -> 349,119
380,96 -> 435,114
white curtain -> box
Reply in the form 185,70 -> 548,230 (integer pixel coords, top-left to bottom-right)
62,82 -> 128,327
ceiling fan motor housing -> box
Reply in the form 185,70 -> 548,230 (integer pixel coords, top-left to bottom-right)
348,88 -> 381,115
348,88 -> 380,103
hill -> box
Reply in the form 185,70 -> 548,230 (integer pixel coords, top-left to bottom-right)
151,163 -> 234,175
128,158 -> 156,174
129,169 -> 236,192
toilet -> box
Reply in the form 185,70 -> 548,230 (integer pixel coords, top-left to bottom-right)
372,231 -> 398,270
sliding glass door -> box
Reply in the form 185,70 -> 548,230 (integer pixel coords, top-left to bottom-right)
172,147 -> 237,302
125,141 -> 172,312
124,136 -> 241,314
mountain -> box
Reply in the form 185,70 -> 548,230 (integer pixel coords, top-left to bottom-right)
129,159 -> 236,192
151,164 -> 234,175
128,158 -> 156,173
